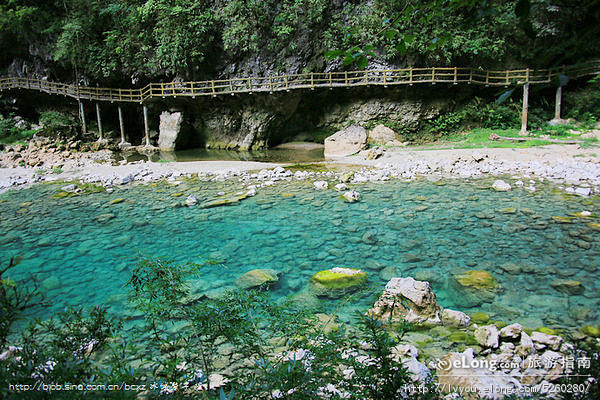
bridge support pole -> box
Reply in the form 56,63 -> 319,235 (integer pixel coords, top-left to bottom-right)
79,101 -> 87,134
118,106 -> 130,146
554,86 -> 562,120
143,104 -> 150,146
519,83 -> 529,136
95,103 -> 104,140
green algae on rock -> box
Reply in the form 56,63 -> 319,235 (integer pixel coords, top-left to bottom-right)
451,270 -> 499,308
234,269 -> 280,289
580,325 -> 600,338
310,267 -> 367,298
200,192 -> 251,208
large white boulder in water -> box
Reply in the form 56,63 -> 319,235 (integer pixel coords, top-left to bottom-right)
368,277 -> 442,325
324,125 -> 367,157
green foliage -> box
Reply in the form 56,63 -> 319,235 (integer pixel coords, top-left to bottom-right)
38,110 -> 79,140
0,115 -> 35,145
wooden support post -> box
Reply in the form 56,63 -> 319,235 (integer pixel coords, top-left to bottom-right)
79,101 -> 87,134
143,104 -> 150,146
554,85 -> 562,120
311,73 -> 314,89
454,67 -> 458,84
344,71 -> 348,86
409,68 -> 413,85
520,83 -> 530,136
118,106 -> 126,144
285,76 -> 289,90
95,103 -> 103,140
248,78 -> 252,93
365,71 -> 369,84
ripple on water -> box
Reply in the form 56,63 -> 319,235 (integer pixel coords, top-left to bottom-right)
0,178 -> 599,333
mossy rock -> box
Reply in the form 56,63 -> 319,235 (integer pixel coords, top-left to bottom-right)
200,193 -> 249,208
455,270 -> 498,290
310,267 -> 367,298
500,207 -> 517,214
171,192 -> 184,197
551,216 -> 573,223
234,269 -> 279,290
110,198 -> 125,204
491,320 -> 507,329
588,222 -> 600,231
53,191 -> 70,199
447,331 -> 478,346
580,325 -> 600,338
535,326 -> 558,335
470,312 -> 491,325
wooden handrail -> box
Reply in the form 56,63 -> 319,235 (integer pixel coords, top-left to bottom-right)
0,60 -> 598,103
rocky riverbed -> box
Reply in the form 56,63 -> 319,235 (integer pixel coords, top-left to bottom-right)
1,139 -> 599,197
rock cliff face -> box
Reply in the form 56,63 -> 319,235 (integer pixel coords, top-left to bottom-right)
169,86 -> 449,150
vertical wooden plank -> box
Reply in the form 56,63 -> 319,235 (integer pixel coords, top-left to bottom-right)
432,67 -> 435,83
95,103 -> 103,140
365,70 -> 369,84
485,71 -> 489,85
211,80 -> 215,95
383,70 -> 387,85
229,79 -> 233,93
506,70 -> 509,85
454,67 -> 457,83
248,77 -> 253,92
285,75 -> 289,90
311,73 -> 314,89
344,71 -> 348,86
143,104 -> 150,146
269,76 -> 273,92
329,72 -> 333,87
520,83 -> 530,135
409,68 -> 413,84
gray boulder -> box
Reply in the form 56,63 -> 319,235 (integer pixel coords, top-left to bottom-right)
324,125 -> 367,157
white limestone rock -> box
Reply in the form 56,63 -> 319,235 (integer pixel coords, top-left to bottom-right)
324,125 -> 367,157
368,277 -> 442,325
441,309 -> 471,327
475,325 -> 500,349
492,179 -> 512,191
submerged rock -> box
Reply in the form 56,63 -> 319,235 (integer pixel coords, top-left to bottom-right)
200,192 -> 249,208
550,279 -> 584,295
368,277 -> 442,325
234,269 -> 280,289
310,267 -> 367,298
451,270 -> 499,307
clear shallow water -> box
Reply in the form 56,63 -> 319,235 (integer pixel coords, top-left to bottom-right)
117,147 -> 324,163
1,177 -> 599,335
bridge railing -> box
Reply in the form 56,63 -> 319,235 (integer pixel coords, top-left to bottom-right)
1,60 -> 599,103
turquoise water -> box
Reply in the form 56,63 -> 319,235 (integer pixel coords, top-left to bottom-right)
1,177 -> 599,335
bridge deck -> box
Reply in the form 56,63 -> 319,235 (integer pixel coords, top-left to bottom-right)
1,61 -> 598,103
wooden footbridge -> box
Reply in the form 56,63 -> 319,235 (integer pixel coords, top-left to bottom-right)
1,60 -> 599,145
